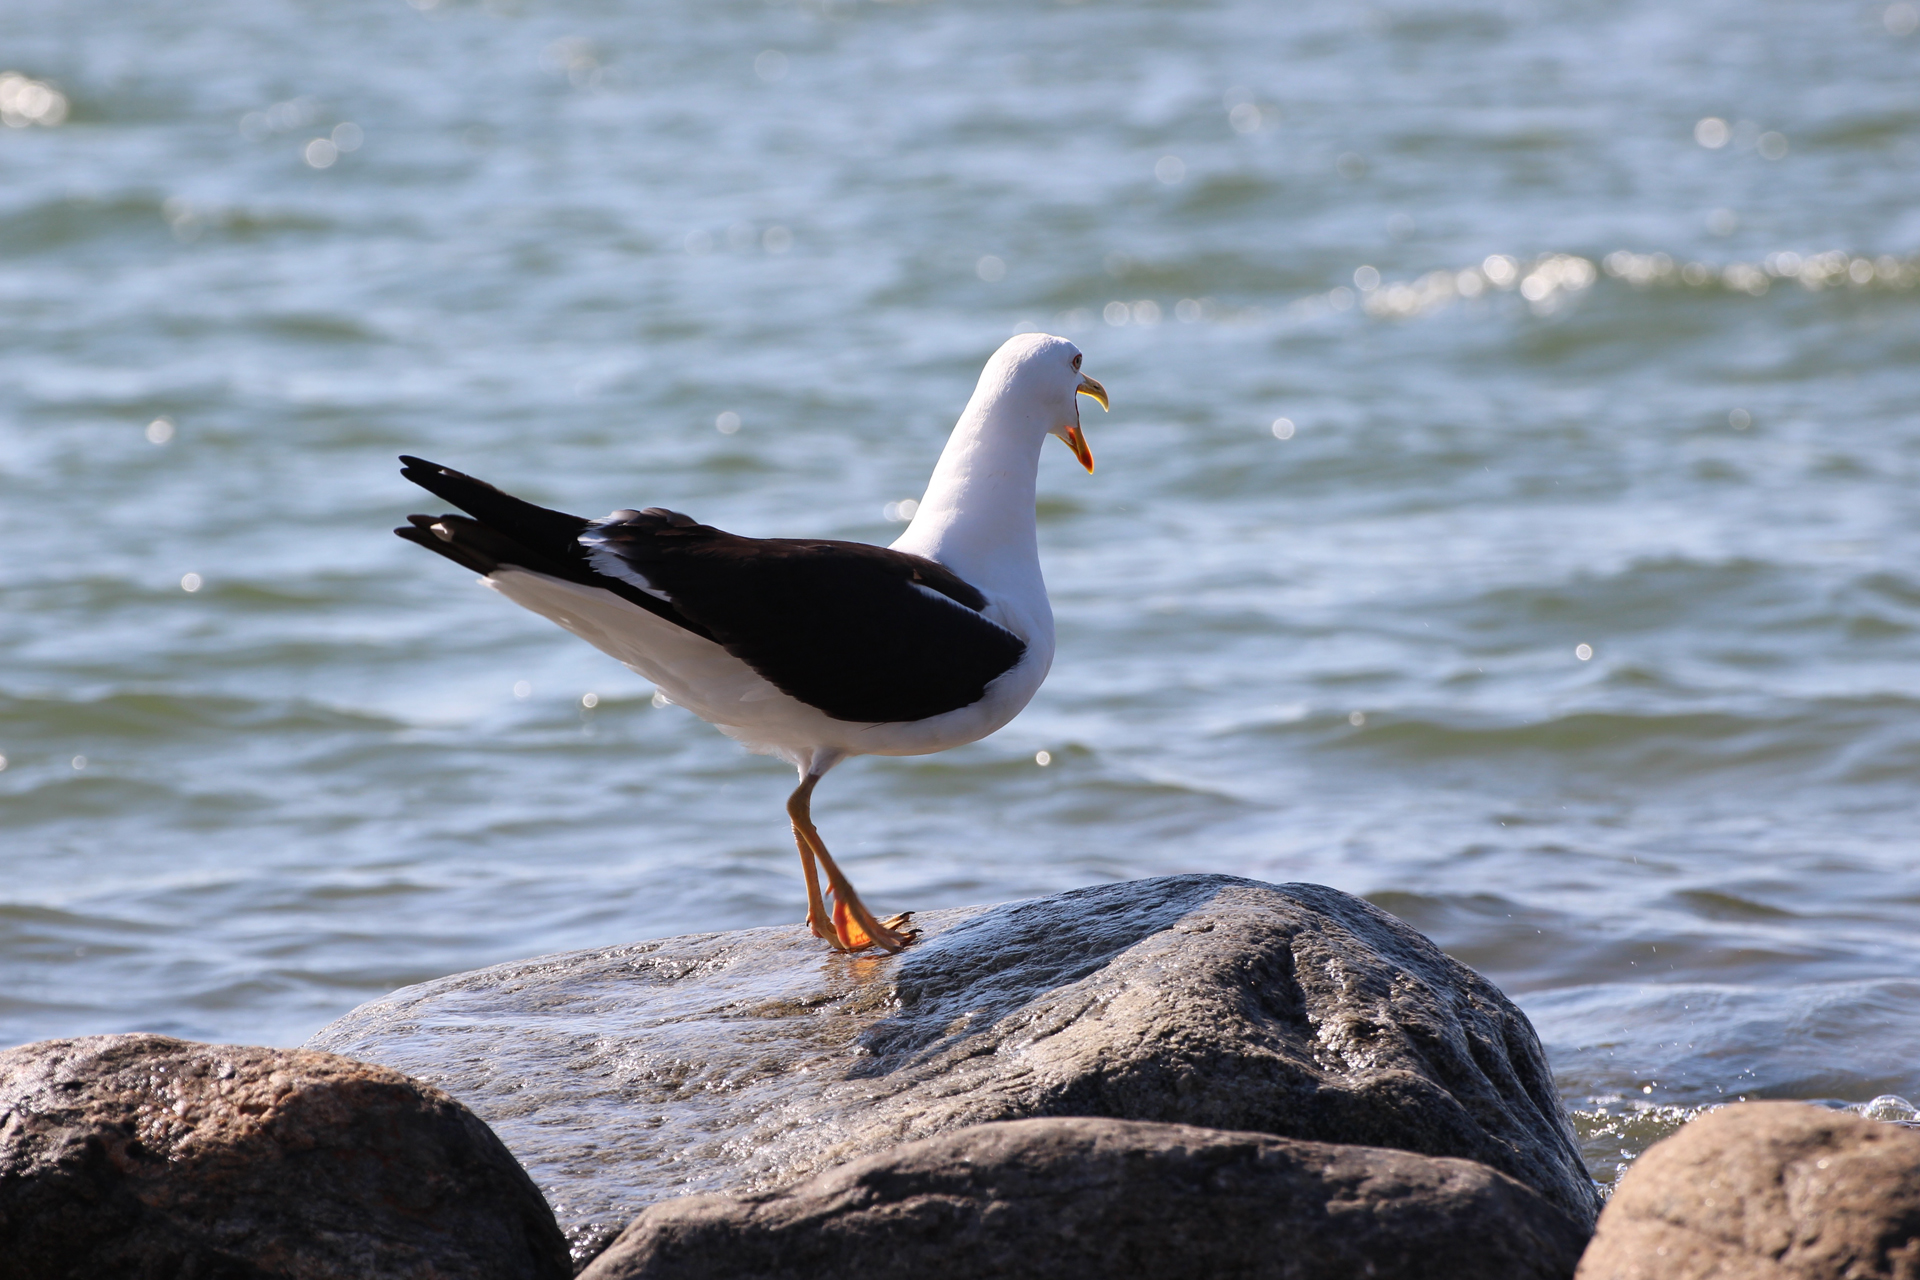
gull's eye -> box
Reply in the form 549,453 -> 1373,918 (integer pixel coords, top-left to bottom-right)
1071,353 -> 1082,370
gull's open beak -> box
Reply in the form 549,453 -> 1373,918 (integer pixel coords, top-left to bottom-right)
1057,373 -> 1107,473
1060,424 -> 1095,473
1076,373 -> 1109,412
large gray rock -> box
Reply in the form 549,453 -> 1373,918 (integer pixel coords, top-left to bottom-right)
1575,1101 -> 1920,1280
0,1033 -> 571,1280
308,874 -> 1600,1262
579,1116 -> 1592,1280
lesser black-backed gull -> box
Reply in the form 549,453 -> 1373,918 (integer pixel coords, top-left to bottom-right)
394,333 -> 1107,952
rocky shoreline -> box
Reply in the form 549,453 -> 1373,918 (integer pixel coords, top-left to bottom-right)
3,875 -> 1915,1278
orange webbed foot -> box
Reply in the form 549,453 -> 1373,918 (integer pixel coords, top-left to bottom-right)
828,894 -> 918,953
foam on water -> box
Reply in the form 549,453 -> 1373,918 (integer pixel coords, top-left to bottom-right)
4,0 -> 1919,1188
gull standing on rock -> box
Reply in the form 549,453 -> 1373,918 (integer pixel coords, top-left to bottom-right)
394,333 -> 1108,954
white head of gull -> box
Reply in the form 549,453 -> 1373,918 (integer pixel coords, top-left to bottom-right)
395,333 -> 1107,953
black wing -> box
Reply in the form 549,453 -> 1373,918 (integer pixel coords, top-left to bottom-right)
394,456 -> 1026,724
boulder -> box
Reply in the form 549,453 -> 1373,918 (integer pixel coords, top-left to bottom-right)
1574,1101 -> 1920,1280
0,1033 -> 571,1280
578,1116 -> 1592,1280
310,874 -> 1599,1262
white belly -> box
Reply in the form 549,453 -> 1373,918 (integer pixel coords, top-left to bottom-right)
484,568 -> 1051,769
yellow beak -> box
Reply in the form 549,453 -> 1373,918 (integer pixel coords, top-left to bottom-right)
1058,373 -> 1107,473
1061,424 -> 1095,473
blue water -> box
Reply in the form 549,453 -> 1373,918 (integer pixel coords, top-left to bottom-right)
5,0 -> 1919,1184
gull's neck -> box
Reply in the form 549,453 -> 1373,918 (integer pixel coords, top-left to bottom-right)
889,384 -> 1047,605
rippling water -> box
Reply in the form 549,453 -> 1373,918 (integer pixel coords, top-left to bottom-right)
6,0 -> 1919,1187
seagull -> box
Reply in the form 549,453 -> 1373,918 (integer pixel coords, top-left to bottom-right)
393,333 -> 1107,954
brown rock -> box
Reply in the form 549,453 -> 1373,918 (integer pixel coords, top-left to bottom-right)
1575,1101 -> 1920,1280
578,1116 -> 1591,1280
308,874 -> 1600,1262
0,1033 -> 571,1280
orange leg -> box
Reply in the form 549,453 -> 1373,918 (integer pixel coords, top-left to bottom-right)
786,775 -> 837,944
785,772 -> 917,954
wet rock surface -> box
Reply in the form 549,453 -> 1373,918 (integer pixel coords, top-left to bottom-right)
577,1115 -> 1591,1280
0,1033 -> 571,1280
1575,1100 -> 1920,1280
308,874 -> 1599,1260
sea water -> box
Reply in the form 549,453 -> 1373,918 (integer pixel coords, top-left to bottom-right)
4,0 -> 1919,1186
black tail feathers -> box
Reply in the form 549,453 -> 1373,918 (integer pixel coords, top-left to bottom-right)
397,457 -> 589,561
392,458 -> 696,629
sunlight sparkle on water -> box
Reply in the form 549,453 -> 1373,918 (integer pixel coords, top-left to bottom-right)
1271,243 -> 1917,331
268,98 -> 315,131
541,38 -> 601,88
161,198 -> 206,242
180,573 -> 202,593
1103,300 -> 1162,326
1606,248 -> 1915,293
146,418 -> 175,445
0,73 -> 68,128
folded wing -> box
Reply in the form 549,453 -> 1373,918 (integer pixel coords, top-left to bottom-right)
394,456 -> 1027,724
